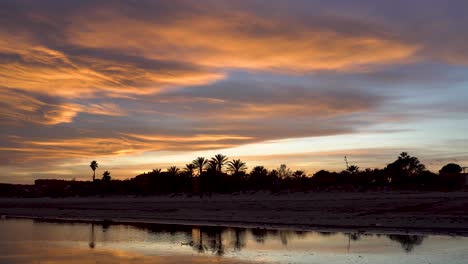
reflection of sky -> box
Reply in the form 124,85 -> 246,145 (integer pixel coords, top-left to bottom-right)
1,1 -> 468,182
1,219 -> 468,264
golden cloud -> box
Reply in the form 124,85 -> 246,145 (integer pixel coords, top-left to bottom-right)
2,132 -> 254,164
0,36 -> 224,99
68,10 -> 419,73
0,5 -> 419,102
0,89 -> 127,125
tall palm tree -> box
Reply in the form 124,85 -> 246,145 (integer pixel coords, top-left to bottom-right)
184,163 -> 196,177
210,154 -> 228,173
90,161 -> 98,181
192,157 -> 208,176
227,159 -> 247,175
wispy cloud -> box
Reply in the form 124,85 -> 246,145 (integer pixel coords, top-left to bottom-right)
0,89 -> 127,125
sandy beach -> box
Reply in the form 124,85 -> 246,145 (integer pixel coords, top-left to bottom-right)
1,191 -> 468,234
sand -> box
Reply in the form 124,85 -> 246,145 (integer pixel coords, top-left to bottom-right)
1,191 -> 467,234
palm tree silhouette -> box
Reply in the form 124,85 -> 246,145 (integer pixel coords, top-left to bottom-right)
167,166 -> 180,175
192,157 -> 208,176
184,164 -> 196,177
207,159 -> 217,171
251,166 -> 268,175
347,165 -> 360,175
102,171 -> 111,182
227,159 -> 247,175
210,154 -> 228,173
90,161 -> 98,181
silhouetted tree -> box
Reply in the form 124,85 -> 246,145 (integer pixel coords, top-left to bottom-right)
292,170 -> 305,179
207,159 -> 218,172
439,163 -> 462,174
167,166 -> 180,176
251,166 -> 268,176
278,164 -> 292,179
102,171 -> 111,182
90,161 -> 98,181
347,165 -> 360,175
227,159 -> 247,175
184,163 -> 196,177
385,152 -> 425,185
210,154 -> 228,173
192,157 -> 208,176
311,170 -> 338,187
249,166 -> 270,190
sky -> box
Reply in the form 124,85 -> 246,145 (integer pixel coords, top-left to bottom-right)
1,0 -> 468,183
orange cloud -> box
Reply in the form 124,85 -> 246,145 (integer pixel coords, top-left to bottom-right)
124,133 -> 254,143
68,10 -> 418,73
0,4 -> 419,102
0,89 -> 127,125
2,132 -> 254,164
0,36 -> 223,99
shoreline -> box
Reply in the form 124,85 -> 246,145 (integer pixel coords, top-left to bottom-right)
1,191 -> 468,236
4,214 -> 468,237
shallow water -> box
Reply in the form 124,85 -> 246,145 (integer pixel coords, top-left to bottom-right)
0,218 -> 467,264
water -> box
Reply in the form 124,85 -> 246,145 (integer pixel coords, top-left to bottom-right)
0,218 -> 467,264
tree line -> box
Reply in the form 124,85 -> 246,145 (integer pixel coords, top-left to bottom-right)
76,152 -> 467,197
2,152 -> 465,197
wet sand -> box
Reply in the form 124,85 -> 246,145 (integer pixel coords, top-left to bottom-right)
1,191 -> 467,234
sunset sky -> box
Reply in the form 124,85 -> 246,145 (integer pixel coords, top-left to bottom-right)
1,0 -> 468,183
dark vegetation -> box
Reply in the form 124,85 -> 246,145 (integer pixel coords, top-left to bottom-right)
1,152 -> 466,197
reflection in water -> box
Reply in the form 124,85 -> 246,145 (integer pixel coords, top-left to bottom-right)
89,223 -> 95,249
82,221 -> 428,254
388,234 -> 426,252
0,218 -> 466,264
28,218 -> 430,254
96,221 -> 428,254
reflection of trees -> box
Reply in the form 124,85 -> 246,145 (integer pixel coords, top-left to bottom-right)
345,232 -> 362,241
251,228 -> 267,244
190,228 -> 207,253
189,227 -> 226,255
215,232 -> 224,256
89,223 -> 95,249
387,234 -> 425,252
92,221 -> 426,255
279,231 -> 289,245
317,231 -> 337,237
232,228 -> 247,251
344,232 -> 369,252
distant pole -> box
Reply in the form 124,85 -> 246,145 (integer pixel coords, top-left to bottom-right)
344,156 -> 349,170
